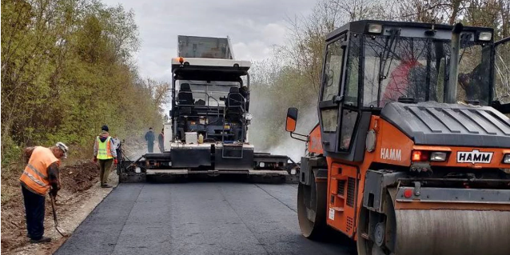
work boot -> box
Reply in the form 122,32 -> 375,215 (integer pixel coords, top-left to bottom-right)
30,236 -> 51,243
101,184 -> 113,188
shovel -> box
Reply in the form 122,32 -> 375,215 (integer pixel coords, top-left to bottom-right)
50,194 -> 68,237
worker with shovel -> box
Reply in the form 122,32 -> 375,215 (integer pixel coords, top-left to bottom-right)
20,142 -> 68,243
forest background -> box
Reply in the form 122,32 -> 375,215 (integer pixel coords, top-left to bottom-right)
2,0 -> 510,187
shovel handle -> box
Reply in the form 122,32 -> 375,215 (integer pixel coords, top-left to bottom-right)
49,194 -> 66,237
50,194 -> 57,221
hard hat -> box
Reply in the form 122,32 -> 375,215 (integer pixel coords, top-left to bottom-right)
56,142 -> 69,158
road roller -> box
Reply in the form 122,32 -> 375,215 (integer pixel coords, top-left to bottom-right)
285,20 -> 510,255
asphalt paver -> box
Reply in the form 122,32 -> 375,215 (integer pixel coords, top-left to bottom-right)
55,182 -> 356,255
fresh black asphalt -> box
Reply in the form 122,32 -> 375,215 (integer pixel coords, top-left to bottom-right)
54,182 -> 356,255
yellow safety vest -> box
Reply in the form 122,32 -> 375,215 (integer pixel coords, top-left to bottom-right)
96,136 -> 113,160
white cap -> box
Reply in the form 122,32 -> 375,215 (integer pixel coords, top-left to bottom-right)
56,142 -> 69,158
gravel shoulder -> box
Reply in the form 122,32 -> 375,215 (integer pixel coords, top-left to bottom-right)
1,162 -> 119,255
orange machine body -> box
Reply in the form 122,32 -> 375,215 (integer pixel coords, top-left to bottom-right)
307,124 -> 323,155
319,115 -> 510,240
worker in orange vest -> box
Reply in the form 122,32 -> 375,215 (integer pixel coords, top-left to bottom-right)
20,142 -> 68,243
93,125 -> 117,188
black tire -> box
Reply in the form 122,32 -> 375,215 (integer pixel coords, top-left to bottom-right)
297,176 -> 328,240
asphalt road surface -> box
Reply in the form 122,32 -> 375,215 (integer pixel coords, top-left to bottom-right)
55,182 -> 356,255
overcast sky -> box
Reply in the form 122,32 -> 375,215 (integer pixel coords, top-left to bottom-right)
101,0 -> 318,82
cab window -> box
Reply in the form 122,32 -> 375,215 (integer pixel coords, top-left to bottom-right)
339,109 -> 358,150
322,40 -> 344,101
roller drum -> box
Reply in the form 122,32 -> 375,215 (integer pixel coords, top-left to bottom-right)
395,210 -> 510,255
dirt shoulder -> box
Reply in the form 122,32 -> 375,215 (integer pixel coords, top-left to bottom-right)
1,161 -> 119,255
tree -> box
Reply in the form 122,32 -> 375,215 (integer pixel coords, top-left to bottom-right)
248,0 -> 510,152
1,0 -> 166,168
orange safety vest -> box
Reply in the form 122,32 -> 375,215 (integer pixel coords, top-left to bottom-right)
19,146 -> 58,195
96,136 -> 113,160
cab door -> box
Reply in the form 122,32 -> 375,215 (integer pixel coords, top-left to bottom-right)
319,35 -> 348,154
494,37 -> 510,113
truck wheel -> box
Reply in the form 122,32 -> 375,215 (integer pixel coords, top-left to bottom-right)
297,176 -> 328,240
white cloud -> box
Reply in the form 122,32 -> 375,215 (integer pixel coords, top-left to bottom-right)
233,41 -> 275,62
261,23 -> 288,45
101,0 -> 317,81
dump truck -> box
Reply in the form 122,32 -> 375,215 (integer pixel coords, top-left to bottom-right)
118,35 -> 297,183
285,20 -> 510,255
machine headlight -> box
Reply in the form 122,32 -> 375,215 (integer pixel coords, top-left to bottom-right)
503,154 -> 510,164
412,150 -> 448,162
478,32 -> 492,41
430,152 -> 448,162
368,23 -> 382,34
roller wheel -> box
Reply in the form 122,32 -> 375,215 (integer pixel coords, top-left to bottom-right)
357,192 -> 510,255
297,177 -> 328,240
357,193 -> 396,255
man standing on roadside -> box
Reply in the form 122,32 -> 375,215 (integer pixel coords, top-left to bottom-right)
93,125 -> 117,188
158,128 -> 164,152
20,142 -> 68,243
145,127 -> 155,153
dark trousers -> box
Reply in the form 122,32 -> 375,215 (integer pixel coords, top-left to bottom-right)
116,148 -> 122,161
99,159 -> 113,185
21,185 -> 45,239
147,142 -> 154,153
116,148 -> 122,173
